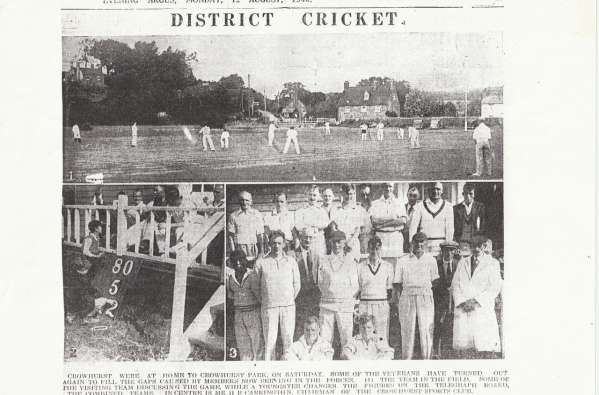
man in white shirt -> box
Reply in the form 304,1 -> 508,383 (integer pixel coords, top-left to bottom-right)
360,122 -> 368,141
72,123 -> 81,143
357,236 -> 394,344
369,182 -> 407,260
472,119 -> 493,176
394,232 -> 440,359
324,121 -> 331,136
397,127 -> 405,140
403,186 -> 421,253
131,122 -> 138,147
452,235 -> 502,358
282,125 -> 300,154
263,191 -> 295,251
342,313 -> 394,360
267,120 -> 276,146
376,121 -> 385,141
254,231 -> 301,360
408,125 -> 420,148
199,125 -> 215,151
220,128 -> 230,149
227,191 -> 265,260
294,186 -> 330,255
284,316 -> 333,361
331,184 -> 370,261
409,182 -> 454,256
315,231 -> 359,349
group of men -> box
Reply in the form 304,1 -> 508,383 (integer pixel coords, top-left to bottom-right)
226,182 -> 502,361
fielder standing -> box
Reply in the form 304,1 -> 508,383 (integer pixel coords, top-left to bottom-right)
200,124 -> 215,151
283,125 -> 300,154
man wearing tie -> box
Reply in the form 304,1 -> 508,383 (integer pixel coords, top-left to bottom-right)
452,235 -> 502,359
293,228 -> 321,340
453,183 -> 486,244
433,241 -> 460,358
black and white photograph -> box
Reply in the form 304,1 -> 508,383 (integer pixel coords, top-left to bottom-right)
61,183 -> 225,361
62,33 -> 503,183
224,181 -> 504,361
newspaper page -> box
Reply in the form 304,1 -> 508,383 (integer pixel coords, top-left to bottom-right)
0,0 -> 596,394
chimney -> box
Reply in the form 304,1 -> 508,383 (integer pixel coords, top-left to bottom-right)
343,81 -> 349,91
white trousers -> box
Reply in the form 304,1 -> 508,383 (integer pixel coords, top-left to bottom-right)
359,301 -> 390,343
319,307 -> 354,347
376,231 -> 404,258
475,141 -> 492,176
234,309 -> 264,360
283,136 -> 300,154
410,134 -> 420,148
377,129 -> 384,141
220,136 -> 229,148
203,135 -> 215,151
268,130 -> 275,146
261,305 -> 295,361
398,294 -> 434,359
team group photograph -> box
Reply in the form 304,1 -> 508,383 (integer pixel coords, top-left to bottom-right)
62,32 -> 503,183
224,181 -> 504,361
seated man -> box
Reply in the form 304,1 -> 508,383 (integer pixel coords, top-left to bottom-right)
342,313 -> 394,360
283,316 -> 333,361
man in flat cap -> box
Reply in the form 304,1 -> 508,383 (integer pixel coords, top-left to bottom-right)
315,230 -> 359,351
433,240 -> 460,358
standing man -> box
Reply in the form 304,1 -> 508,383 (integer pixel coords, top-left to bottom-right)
226,250 -> 263,361
409,125 -> 420,148
360,122 -> 368,141
452,235 -> 502,358
398,127 -> 405,140
294,186 -> 330,255
284,316 -> 334,361
131,122 -> 138,147
220,128 -> 230,149
472,119 -> 492,176
403,186 -> 421,253
227,191 -> 265,260
293,228 -> 321,340
332,184 -> 370,261
357,236 -> 394,344
263,191 -> 295,251
72,123 -> 81,144
433,241 -> 460,358
283,125 -> 300,154
267,120 -> 276,146
324,121 -> 331,136
453,183 -> 486,244
376,121 -> 385,141
200,124 -> 215,152
321,187 -> 338,252
409,182 -> 454,256
394,232 -> 439,359
315,231 -> 359,350
369,182 -> 407,260
255,231 -> 301,360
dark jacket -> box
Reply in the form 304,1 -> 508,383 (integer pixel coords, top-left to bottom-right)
453,201 -> 486,242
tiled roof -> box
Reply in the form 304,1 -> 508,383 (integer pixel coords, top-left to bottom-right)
338,84 -> 397,107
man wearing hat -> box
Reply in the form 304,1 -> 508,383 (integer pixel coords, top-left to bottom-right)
293,227 -> 321,340
433,240 -> 460,358
368,182 -> 407,260
315,230 -> 359,349
357,236 -> 394,344
409,182 -> 454,256
451,235 -> 502,358
394,232 -> 439,359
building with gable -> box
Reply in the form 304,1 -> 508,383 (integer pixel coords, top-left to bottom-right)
337,80 -> 401,122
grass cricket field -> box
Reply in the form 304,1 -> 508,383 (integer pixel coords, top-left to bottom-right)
63,125 -> 503,183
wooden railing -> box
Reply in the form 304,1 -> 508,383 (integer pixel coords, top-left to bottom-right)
62,196 -> 224,266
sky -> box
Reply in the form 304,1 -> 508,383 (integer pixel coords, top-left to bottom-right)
63,32 -> 503,98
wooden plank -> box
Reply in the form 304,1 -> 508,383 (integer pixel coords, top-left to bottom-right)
168,239 -> 191,360
67,208 -> 72,242
74,209 -> 80,243
188,212 -> 225,259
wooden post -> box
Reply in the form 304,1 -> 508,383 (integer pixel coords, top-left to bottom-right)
116,194 -> 128,256
74,209 -> 80,244
168,215 -> 191,361
149,212 -> 155,256
66,209 -> 72,242
134,212 -> 140,254
164,212 -> 172,260
105,210 -> 111,250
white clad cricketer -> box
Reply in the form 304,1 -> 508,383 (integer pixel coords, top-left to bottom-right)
282,125 -> 300,154
267,120 -> 276,146
200,125 -> 215,151
220,128 -> 230,149
131,122 -> 138,147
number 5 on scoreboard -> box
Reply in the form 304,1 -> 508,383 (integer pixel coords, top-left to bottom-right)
109,279 -> 121,295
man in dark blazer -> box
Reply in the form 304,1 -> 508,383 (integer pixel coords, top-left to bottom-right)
294,228 -> 322,340
433,241 -> 460,358
453,184 -> 486,244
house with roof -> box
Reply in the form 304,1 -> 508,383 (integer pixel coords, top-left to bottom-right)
337,81 -> 401,122
481,87 -> 503,118
65,55 -> 107,88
